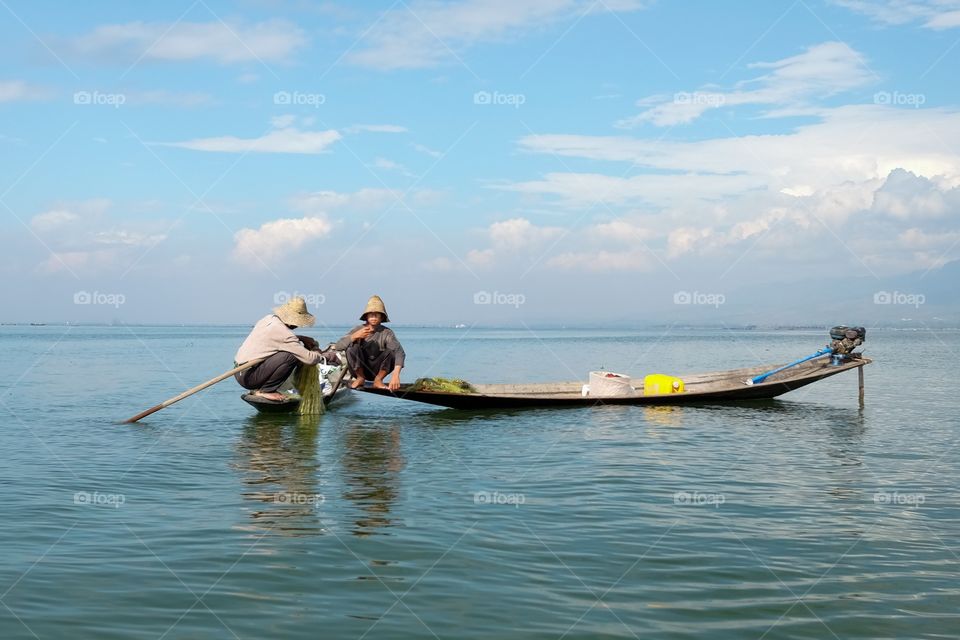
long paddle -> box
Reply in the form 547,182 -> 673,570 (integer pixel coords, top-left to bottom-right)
745,347 -> 832,386
122,358 -> 266,423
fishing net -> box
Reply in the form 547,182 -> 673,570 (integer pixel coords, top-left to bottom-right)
408,377 -> 476,393
295,364 -> 325,415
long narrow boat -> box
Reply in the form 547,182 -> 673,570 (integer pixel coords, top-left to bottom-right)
356,355 -> 871,410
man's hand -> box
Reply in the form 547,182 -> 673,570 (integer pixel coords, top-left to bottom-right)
388,368 -> 401,391
297,335 -> 319,351
352,326 -> 374,341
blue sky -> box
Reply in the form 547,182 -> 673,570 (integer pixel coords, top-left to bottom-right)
2,0 -> 959,325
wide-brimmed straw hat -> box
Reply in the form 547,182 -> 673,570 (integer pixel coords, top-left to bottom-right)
273,296 -> 316,328
360,295 -> 390,323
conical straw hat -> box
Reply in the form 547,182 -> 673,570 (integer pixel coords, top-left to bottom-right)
360,295 -> 390,322
273,296 -> 316,328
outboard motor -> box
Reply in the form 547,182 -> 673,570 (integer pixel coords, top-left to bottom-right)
830,325 -> 866,355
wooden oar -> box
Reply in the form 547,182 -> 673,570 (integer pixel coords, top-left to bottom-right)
122,358 -> 265,423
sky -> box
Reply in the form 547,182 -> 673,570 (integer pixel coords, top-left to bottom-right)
1,0 -> 959,326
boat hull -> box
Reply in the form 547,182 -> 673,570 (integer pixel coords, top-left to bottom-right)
357,356 -> 871,410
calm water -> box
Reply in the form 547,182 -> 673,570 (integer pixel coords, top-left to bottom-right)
1,325 -> 958,639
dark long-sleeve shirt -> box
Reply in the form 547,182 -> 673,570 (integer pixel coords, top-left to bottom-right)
334,325 -> 405,368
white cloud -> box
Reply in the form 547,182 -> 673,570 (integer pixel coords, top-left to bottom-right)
161,121 -> 341,154
233,217 -> 333,265
30,199 -> 169,274
0,80 -> 52,103
71,19 -> 306,64
347,0 -> 648,69
620,42 -> 875,127
463,217 -> 565,268
31,210 -> 79,232
505,105 -> 960,274
832,0 -> 960,29
489,217 -> 564,249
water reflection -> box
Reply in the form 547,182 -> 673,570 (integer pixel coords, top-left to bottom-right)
233,413 -> 324,537
339,420 -> 405,537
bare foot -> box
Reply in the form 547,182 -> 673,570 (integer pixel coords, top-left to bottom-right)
349,377 -> 366,389
372,380 -> 388,389
253,390 -> 285,402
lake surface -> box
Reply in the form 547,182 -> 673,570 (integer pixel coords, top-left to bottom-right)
1,325 -> 958,639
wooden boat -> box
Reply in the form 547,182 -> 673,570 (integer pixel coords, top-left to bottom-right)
241,385 -> 349,413
356,355 -> 871,410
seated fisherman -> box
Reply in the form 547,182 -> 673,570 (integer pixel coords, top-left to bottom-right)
234,297 -> 321,401
334,295 -> 405,391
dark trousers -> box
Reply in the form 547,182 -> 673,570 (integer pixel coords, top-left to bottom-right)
235,351 -> 299,392
345,341 -> 396,379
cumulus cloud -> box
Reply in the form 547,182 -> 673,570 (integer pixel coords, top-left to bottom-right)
69,19 -> 306,64
347,0 -> 649,69
619,42 -> 874,127
504,104 -> 960,274
232,217 -> 332,266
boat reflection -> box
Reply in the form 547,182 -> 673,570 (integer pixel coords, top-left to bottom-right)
338,420 -> 405,537
233,413 -> 325,537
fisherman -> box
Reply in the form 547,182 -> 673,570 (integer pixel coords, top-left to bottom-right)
234,297 -> 321,401
334,295 -> 405,391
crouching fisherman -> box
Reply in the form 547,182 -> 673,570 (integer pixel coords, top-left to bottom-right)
335,295 -> 405,391
234,297 -> 321,401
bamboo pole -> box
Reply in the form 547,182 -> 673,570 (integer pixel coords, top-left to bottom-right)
122,358 -> 265,423
858,365 -> 865,408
